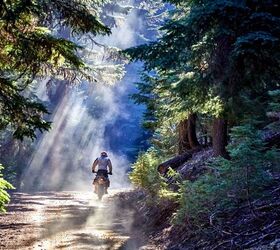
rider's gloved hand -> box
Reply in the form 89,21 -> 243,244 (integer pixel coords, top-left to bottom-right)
108,172 -> 112,175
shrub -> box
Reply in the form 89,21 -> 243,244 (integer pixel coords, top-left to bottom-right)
174,123 -> 280,224
129,149 -> 163,197
130,149 -> 180,203
0,164 -> 14,212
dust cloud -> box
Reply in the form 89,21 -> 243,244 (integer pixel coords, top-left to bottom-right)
21,85 -> 131,191
21,1 -> 146,192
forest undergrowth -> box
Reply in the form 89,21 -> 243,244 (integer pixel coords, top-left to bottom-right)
123,120 -> 280,249
123,1 -> 280,248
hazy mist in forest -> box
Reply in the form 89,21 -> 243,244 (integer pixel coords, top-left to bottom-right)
21,3 -> 147,191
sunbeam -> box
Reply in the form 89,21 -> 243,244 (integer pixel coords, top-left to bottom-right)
20,1 -> 147,192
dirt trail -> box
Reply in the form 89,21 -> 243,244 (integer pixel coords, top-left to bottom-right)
0,190 -> 150,250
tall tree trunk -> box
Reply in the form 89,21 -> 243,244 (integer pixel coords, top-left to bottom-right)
178,119 -> 191,154
188,113 -> 200,149
212,117 -> 229,158
178,114 -> 200,154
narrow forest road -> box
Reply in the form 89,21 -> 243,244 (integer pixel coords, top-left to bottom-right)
0,190 -> 150,250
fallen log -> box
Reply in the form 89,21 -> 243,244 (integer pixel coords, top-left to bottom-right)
157,152 -> 192,174
157,128 -> 280,175
157,148 -> 202,174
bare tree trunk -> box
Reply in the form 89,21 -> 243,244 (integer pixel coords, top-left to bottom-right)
178,114 -> 200,154
178,119 -> 191,154
213,117 -> 229,158
188,113 -> 200,149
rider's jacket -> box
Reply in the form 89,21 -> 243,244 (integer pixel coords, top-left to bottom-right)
96,156 -> 111,171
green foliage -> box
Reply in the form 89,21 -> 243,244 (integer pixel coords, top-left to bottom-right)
126,1 -> 280,237
131,72 -> 184,156
126,0 -> 280,153
129,150 -> 163,196
0,78 -> 51,140
268,90 -> 280,112
174,122 -> 280,224
0,0 -> 110,140
130,148 -> 179,201
151,121 -> 178,157
0,164 -> 14,212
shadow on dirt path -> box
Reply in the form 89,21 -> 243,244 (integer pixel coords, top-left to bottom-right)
0,190 -> 150,250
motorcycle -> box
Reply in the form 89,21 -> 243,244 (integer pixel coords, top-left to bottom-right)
92,170 -> 111,200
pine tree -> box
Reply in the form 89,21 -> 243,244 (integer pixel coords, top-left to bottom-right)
0,0 -> 110,139
126,0 -> 280,157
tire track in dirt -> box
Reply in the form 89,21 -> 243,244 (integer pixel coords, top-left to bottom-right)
0,190 -> 149,250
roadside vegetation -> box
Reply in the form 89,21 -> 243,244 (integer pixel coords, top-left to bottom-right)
0,164 -> 14,212
127,0 -> 280,248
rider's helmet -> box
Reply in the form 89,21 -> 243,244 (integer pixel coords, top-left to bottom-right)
101,151 -> 108,157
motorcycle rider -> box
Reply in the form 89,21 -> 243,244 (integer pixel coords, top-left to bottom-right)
92,151 -> 112,194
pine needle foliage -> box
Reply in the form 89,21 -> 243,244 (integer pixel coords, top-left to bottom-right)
174,122 -> 280,224
0,0 -> 110,140
127,0 -> 280,114
0,164 -> 14,212
126,0 -> 280,158
130,148 -> 179,201
268,90 -> 280,112
129,149 -> 165,197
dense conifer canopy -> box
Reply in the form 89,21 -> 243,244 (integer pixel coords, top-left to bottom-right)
0,0 -> 110,139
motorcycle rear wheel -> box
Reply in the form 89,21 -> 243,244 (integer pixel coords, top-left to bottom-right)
97,185 -> 104,200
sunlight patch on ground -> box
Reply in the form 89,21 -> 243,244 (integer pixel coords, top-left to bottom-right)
1,190 -> 139,250
27,190 -> 135,250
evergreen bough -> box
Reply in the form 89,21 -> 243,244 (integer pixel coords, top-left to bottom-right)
0,164 -> 14,212
175,122 -> 280,224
